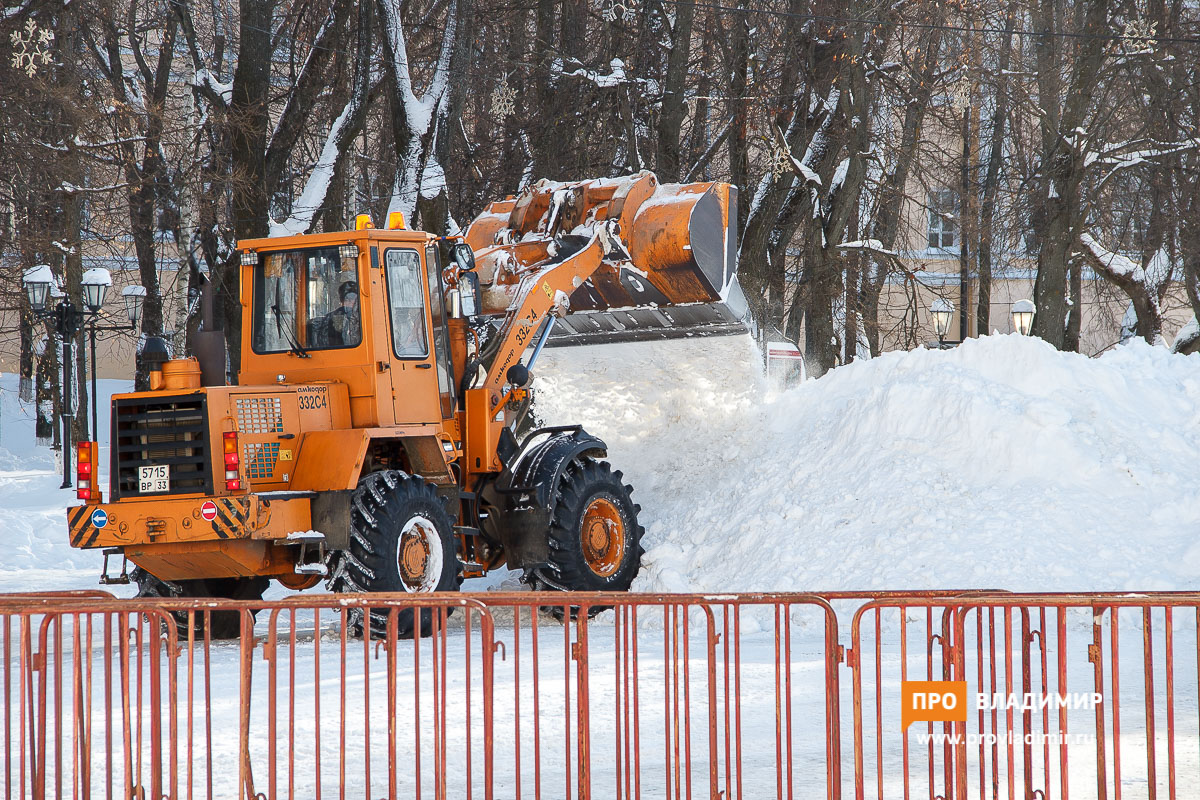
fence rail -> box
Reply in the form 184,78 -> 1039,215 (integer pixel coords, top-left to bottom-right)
3,590 -> 1200,799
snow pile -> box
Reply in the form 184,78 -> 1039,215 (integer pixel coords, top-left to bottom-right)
533,334 -> 1200,593
2,333 -> 1199,596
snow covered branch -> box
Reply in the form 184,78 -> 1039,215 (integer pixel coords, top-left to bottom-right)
378,0 -> 463,228
1086,137 -> 1200,192
1078,232 -> 1166,345
838,239 -> 900,260
269,100 -> 359,238
561,58 -> 659,93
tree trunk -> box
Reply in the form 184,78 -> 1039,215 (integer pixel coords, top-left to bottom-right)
1030,0 -> 1111,348
224,0 -> 277,380
36,330 -> 60,448
726,15 -> 750,230
19,307 -> 34,403
1032,196 -> 1072,347
1065,258 -> 1082,351
844,252 -> 860,364
655,0 -> 695,181
801,245 -> 839,377
977,3 -> 1015,340
866,19 -> 943,355
958,108 -> 971,342
61,186 -> 89,442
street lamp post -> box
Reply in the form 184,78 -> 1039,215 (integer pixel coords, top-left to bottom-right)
952,72 -> 973,344
80,272 -> 144,443
1011,299 -> 1035,336
24,266 -> 144,489
931,298 -> 954,348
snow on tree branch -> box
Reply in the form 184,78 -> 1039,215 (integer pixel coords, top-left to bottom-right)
561,58 -> 659,93
1086,137 -> 1200,191
269,100 -> 357,238
1079,232 -> 1144,283
839,239 -> 900,259
378,0 -> 461,224
190,68 -> 232,106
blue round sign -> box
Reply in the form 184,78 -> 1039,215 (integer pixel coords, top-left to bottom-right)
90,508 -> 108,529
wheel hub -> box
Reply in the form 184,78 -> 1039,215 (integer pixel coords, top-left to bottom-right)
396,517 -> 442,593
581,497 -> 625,578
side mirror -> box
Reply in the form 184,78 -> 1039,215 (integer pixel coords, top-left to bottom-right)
459,271 -> 480,318
453,243 -> 476,272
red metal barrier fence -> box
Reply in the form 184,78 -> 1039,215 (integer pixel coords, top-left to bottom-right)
3,591 -> 1199,799
848,593 -> 1200,800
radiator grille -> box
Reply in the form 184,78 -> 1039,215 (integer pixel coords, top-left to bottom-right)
244,441 -> 281,480
111,394 -> 212,499
236,396 -> 284,434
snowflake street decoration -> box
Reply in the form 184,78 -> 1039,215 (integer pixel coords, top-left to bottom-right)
602,0 -> 638,24
491,77 -> 516,119
1120,19 -> 1157,54
770,141 -> 792,178
951,74 -> 972,112
10,18 -> 53,78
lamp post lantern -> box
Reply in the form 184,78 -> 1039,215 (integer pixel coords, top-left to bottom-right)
82,270 -> 143,445
123,285 -> 146,328
82,268 -> 111,313
931,298 -> 954,348
23,265 -> 142,490
1011,299 -> 1035,336
25,266 -> 52,312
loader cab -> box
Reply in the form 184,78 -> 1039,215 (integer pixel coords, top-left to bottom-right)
237,230 -> 458,430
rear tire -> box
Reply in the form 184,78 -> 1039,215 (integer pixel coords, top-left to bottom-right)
328,470 -> 462,638
529,459 -> 644,610
131,567 -> 267,639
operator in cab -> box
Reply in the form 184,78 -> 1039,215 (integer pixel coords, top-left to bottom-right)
315,280 -> 362,347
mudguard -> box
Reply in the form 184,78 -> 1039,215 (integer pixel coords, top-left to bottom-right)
479,426 -> 608,571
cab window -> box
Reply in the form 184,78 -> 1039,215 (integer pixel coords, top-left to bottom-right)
252,247 -> 360,353
384,249 -> 428,358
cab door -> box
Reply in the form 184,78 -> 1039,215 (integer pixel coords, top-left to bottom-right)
382,246 -> 444,425
424,242 -> 457,419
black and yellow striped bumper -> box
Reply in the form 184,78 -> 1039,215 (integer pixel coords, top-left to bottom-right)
67,495 -> 271,549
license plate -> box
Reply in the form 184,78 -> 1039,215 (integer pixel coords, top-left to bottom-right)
138,465 -> 170,493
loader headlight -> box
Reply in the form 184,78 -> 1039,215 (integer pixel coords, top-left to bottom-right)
240,250 -> 259,266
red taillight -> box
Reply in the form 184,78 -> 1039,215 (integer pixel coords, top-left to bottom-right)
76,441 -> 98,503
223,432 -> 241,492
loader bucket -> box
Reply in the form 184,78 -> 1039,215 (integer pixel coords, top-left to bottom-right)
463,172 -> 748,345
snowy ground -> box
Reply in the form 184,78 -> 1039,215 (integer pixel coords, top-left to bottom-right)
3,334 -> 1199,797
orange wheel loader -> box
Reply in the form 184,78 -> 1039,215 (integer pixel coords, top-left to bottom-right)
65,171 -> 744,636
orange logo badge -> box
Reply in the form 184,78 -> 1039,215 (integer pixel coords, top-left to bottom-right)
901,681 -> 968,731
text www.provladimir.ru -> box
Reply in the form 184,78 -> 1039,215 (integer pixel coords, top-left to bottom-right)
915,731 -> 1094,747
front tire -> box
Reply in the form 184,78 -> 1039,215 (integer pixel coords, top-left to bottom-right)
529,459 -> 644,600
328,470 -> 461,638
